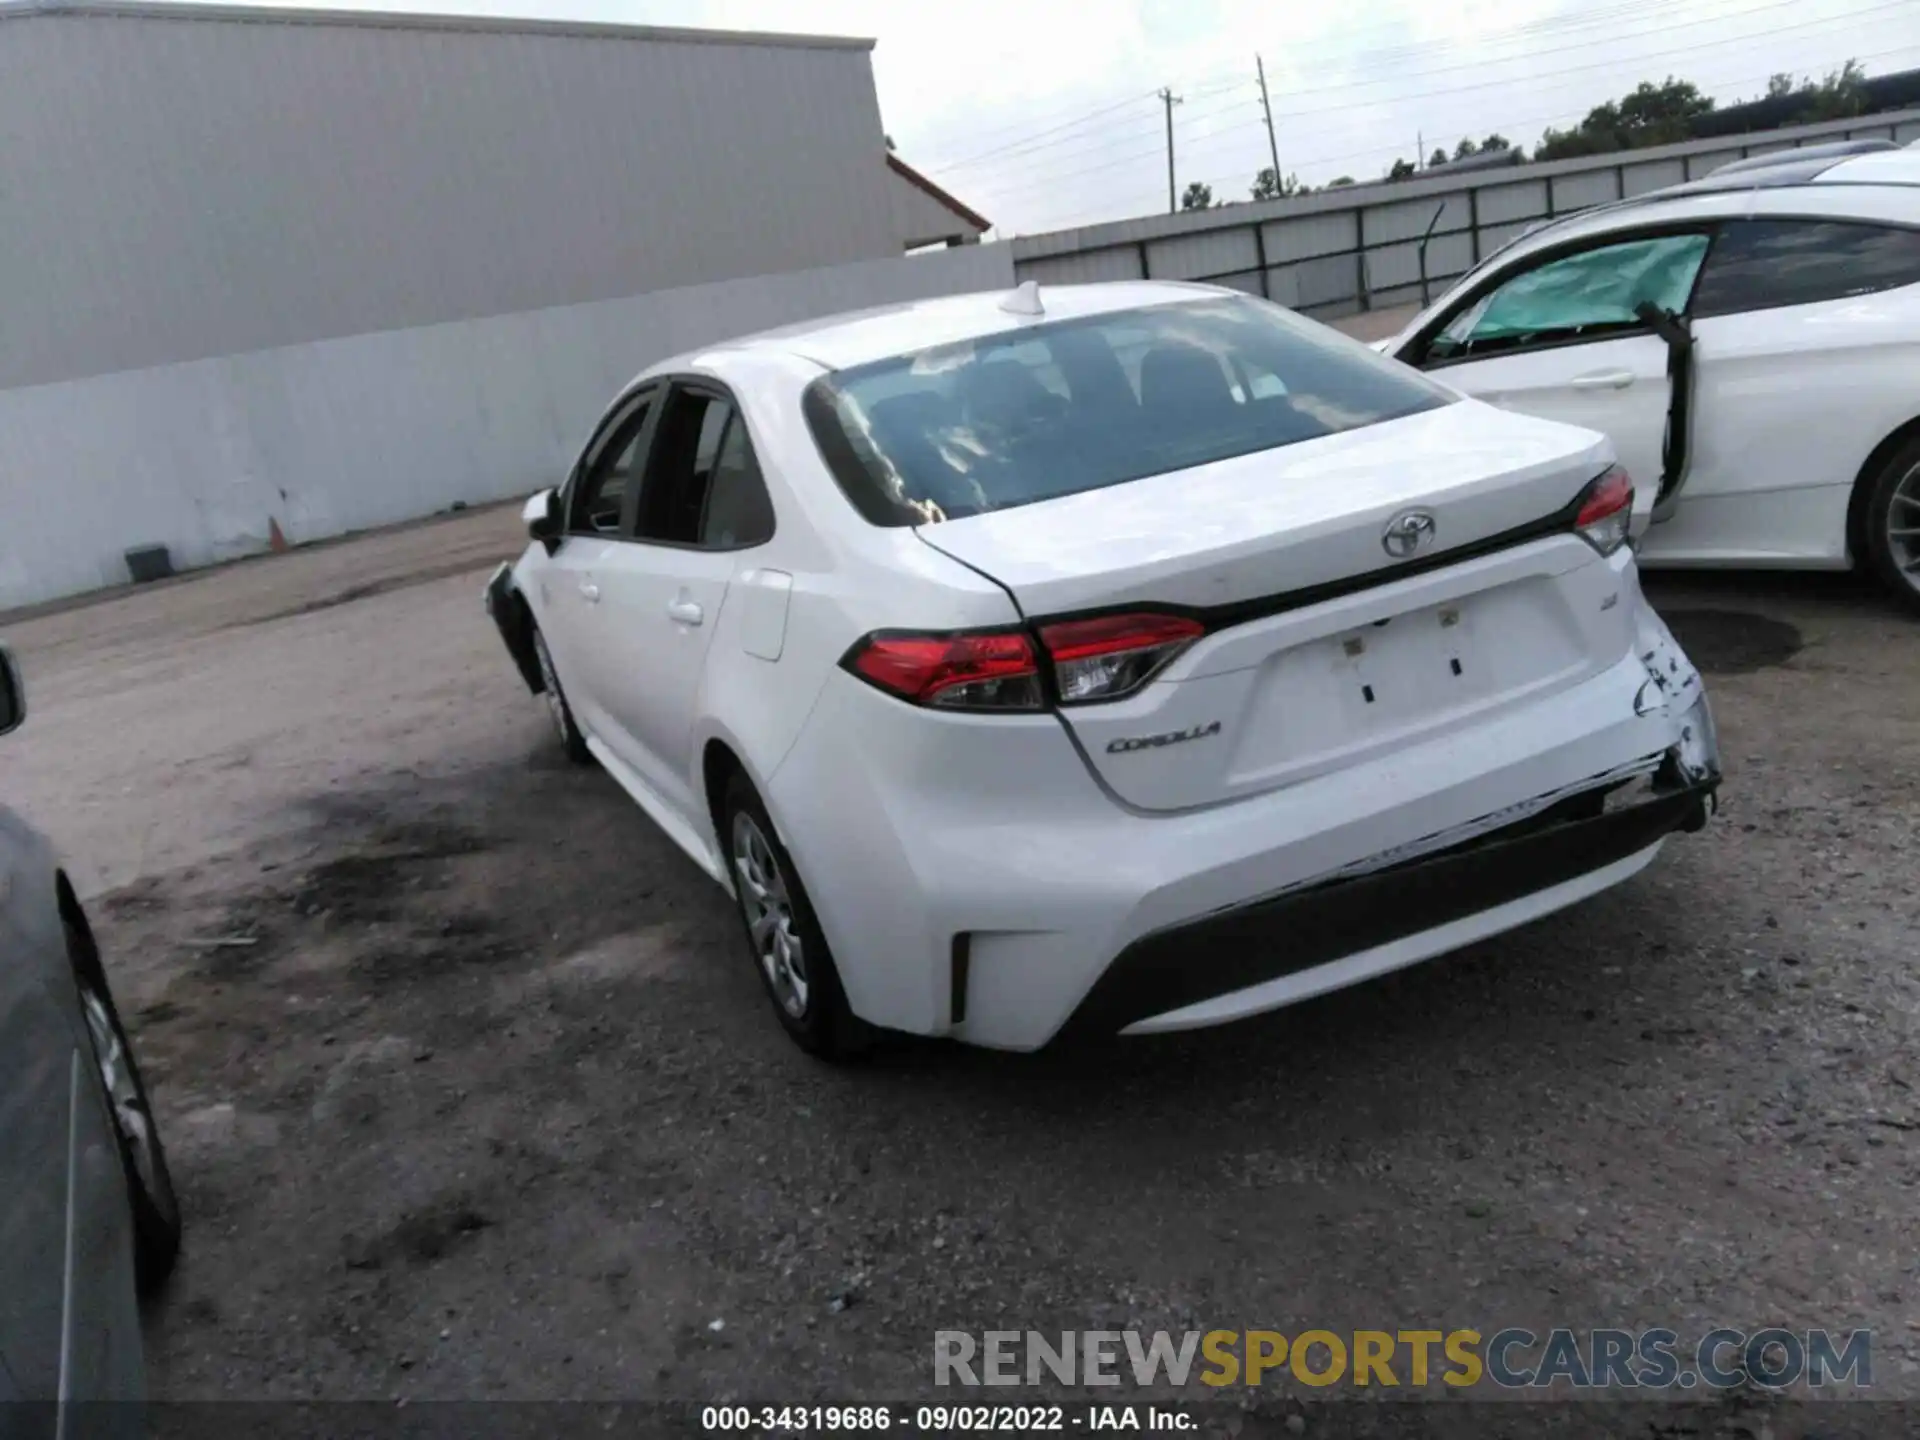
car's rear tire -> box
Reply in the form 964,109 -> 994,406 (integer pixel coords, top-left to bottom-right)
66,918 -> 181,1296
1860,435 -> 1920,615
720,772 -> 868,1061
531,624 -> 592,764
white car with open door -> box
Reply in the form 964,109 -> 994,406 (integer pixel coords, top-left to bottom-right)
486,281 -> 1720,1057
1376,142 -> 1920,610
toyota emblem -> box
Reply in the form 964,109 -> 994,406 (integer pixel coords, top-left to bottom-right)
1382,509 -> 1437,559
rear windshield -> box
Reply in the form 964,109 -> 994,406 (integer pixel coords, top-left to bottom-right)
802,296 -> 1453,525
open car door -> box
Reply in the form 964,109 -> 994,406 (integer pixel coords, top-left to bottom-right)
1395,231 -> 1709,538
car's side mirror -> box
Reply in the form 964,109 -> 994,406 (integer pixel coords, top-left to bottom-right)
0,644 -> 24,737
524,488 -> 562,552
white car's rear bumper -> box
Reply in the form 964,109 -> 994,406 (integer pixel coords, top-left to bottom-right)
767,605 -> 1717,1051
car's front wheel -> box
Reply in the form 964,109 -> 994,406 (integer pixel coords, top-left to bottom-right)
721,772 -> 867,1060
68,917 -> 181,1295
531,624 -> 592,764
1862,435 -> 1920,615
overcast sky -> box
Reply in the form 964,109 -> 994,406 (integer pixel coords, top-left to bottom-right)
258,0 -> 1920,235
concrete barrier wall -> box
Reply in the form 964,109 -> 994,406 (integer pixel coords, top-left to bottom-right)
0,244 -> 1014,610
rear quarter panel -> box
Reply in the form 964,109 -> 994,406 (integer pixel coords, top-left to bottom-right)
689,351 -> 1022,839
0,811 -> 143,1407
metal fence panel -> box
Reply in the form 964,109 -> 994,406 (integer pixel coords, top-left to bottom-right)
1367,232 -> 1474,290
1146,227 -> 1260,281
1550,169 -> 1621,211
1622,158 -> 1686,195
1684,148 -> 1747,179
1018,247 -> 1144,285
1267,253 -> 1360,308
1477,218 -> 1542,255
1205,270 -> 1265,296
1363,191 -> 1471,245
1262,210 -> 1359,262
1002,106 -> 1920,336
1475,179 -> 1549,224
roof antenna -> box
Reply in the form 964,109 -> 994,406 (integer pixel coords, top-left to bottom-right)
999,279 -> 1044,317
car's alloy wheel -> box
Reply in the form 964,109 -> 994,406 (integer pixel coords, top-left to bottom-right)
1884,459 -> 1920,597
1861,438 -> 1920,615
732,811 -> 810,1020
532,625 -> 591,763
82,987 -> 165,1204
68,921 -> 181,1294
720,772 -> 867,1059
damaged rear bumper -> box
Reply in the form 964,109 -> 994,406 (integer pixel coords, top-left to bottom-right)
773,597 -> 1721,1050
1046,638 -> 1724,1042
1056,753 -> 1716,1042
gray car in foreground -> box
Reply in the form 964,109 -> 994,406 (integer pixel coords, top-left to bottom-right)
0,642 -> 179,1430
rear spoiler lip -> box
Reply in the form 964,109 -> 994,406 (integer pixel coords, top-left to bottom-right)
1017,471 -> 1611,637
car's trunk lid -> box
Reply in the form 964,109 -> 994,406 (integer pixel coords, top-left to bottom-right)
916,402 -> 1633,812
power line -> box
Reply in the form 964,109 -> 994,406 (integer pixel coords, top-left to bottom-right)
956,8 -> 1907,199
982,41 -> 1918,223
926,0 -> 1885,184
907,0 -> 1685,170
1189,0 -> 1822,102
916,0 -> 1703,175
1272,3 -> 1909,120
1017,44 -> 1920,236
929,93 -> 1270,191
926,86 -> 1258,178
917,90 -> 1163,175
1245,0 -> 1889,113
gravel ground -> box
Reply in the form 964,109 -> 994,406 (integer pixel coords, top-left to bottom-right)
2,502 -> 1917,1435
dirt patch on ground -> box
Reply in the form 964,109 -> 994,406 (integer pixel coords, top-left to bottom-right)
1660,608 -> 1804,674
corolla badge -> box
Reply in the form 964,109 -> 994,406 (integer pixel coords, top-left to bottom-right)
1382,509 -> 1438,558
1106,720 -> 1223,754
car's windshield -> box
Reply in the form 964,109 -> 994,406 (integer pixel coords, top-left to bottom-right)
803,296 -> 1453,525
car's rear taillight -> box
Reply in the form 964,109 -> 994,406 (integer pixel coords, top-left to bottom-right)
1574,465 -> 1634,556
1037,612 -> 1206,703
845,630 -> 1043,711
844,611 -> 1206,711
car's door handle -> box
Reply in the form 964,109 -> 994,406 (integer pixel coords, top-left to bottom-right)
579,580 -> 601,603
1569,369 -> 1635,390
666,597 -> 704,626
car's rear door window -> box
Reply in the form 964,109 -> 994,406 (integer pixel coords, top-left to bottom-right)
633,385 -> 776,549
700,413 -> 776,549
1691,219 -> 1920,317
804,296 -> 1452,525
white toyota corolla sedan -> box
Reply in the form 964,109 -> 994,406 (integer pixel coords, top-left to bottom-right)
486,281 -> 1720,1056
1376,142 -> 1920,609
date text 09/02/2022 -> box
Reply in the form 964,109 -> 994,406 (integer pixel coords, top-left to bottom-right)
702,1405 -> 1187,1431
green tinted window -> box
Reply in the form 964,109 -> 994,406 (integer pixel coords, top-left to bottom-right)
1431,234 -> 1710,360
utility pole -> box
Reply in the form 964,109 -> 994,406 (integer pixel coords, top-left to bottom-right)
1256,54 -> 1281,194
1417,130 -> 1424,170
1159,87 -> 1182,212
